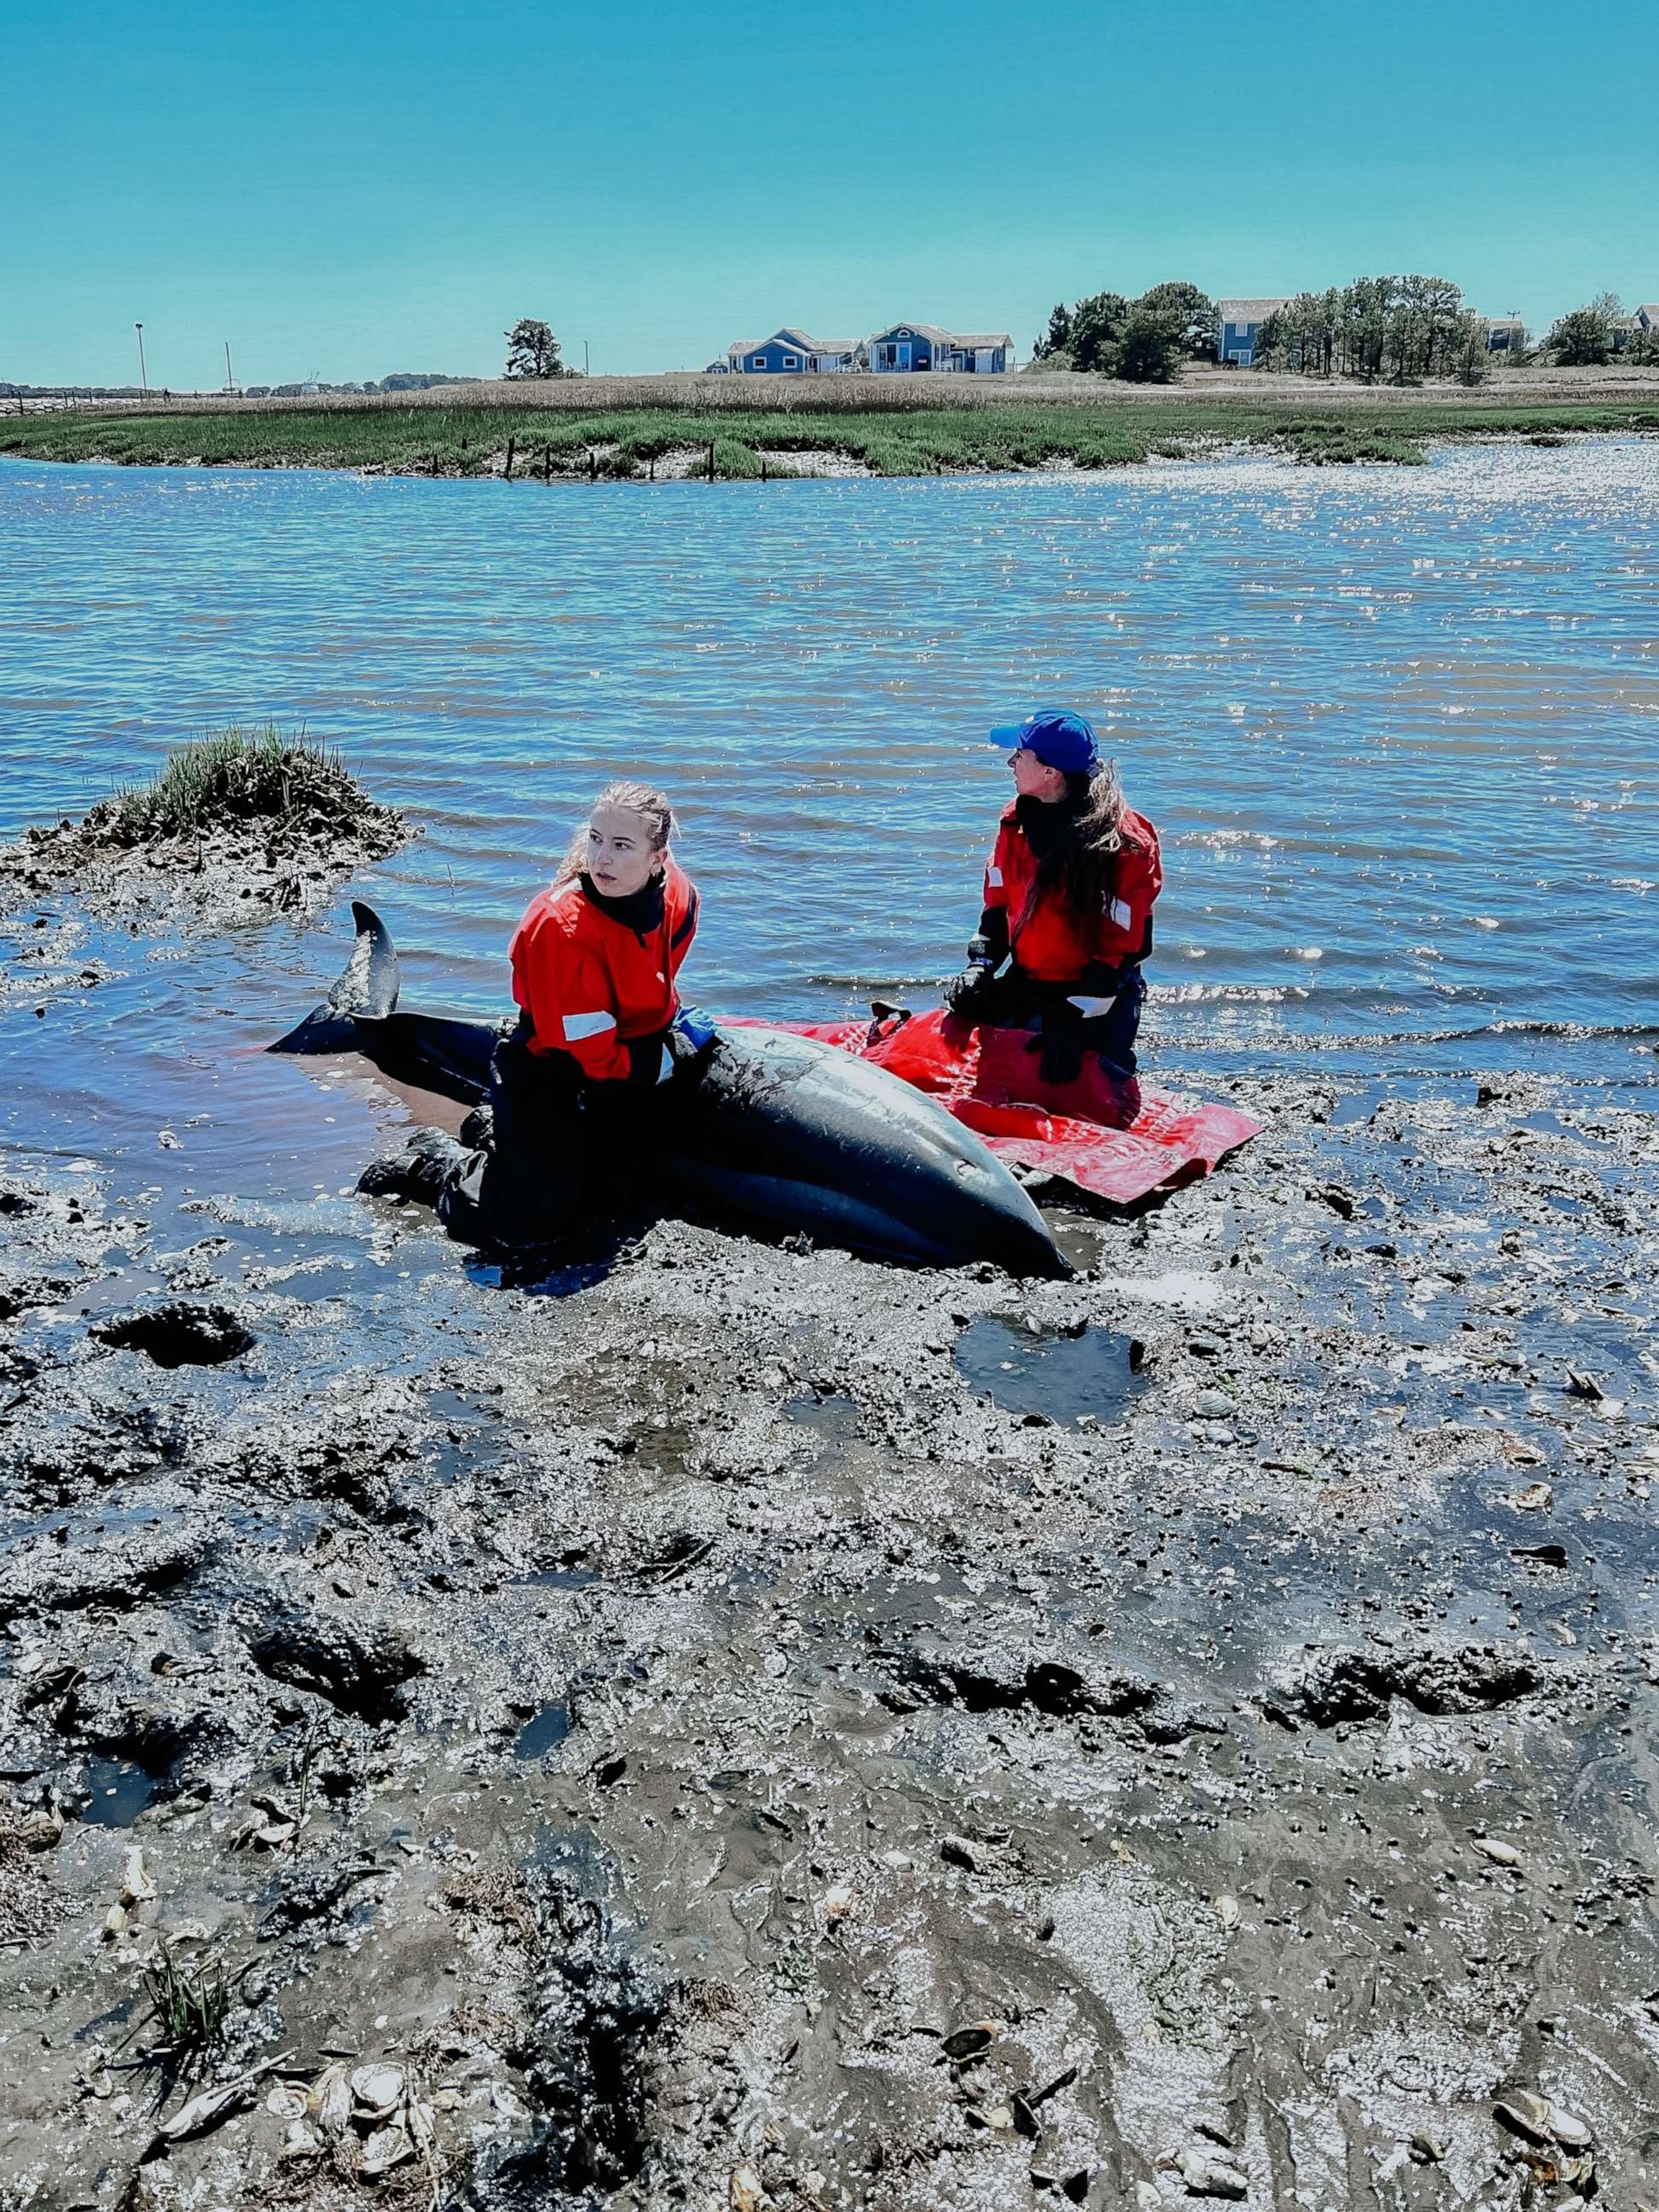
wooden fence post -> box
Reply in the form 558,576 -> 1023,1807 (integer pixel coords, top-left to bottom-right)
544,444 -> 552,484
504,434 -> 515,481
707,441 -> 716,482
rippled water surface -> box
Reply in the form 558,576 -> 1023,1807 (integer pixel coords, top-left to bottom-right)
1,441 -> 1656,1181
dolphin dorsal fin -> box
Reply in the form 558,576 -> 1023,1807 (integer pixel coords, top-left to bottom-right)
327,901 -> 400,1020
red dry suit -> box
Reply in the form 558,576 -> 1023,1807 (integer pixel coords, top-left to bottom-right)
508,863 -> 699,1084
982,800 -> 1162,985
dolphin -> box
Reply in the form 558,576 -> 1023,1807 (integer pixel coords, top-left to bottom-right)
271,903 -> 1068,1278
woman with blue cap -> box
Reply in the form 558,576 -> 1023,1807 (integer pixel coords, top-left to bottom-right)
942,711 -> 1162,1087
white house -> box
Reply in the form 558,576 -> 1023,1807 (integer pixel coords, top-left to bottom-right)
868,323 -> 1012,374
1216,298 -> 1290,367
714,328 -> 861,375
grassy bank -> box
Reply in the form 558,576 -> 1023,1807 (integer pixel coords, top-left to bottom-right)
5,393 -> 1658,475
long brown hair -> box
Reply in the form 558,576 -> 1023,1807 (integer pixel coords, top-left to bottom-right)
1015,760 -> 1128,934
556,779 -> 675,885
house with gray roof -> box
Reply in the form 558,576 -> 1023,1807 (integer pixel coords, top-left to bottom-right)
712,328 -> 861,374
1637,303 -> 1659,333
868,322 -> 1012,373
1216,298 -> 1291,367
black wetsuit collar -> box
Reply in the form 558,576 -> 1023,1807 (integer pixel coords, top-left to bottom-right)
579,871 -> 665,939
1014,791 -> 1079,856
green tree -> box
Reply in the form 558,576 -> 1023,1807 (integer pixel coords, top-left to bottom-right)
1068,292 -> 1131,374
1032,302 -> 1073,362
503,318 -> 572,379
1255,291 -> 1339,375
1448,311 -> 1491,385
1114,307 -> 1182,383
1133,282 -> 1219,359
1546,294 -> 1622,367
1338,276 -> 1395,379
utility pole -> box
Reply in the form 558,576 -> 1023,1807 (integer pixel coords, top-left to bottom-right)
223,341 -> 236,394
135,323 -> 148,395
584,341 -> 590,377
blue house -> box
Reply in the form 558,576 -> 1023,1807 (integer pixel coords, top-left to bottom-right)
868,322 -> 1012,373
1216,297 -> 1290,367
713,327 -> 860,374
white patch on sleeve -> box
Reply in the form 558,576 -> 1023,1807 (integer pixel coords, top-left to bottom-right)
986,866 -> 1004,888
1109,897 -> 1133,929
562,1010 -> 616,1041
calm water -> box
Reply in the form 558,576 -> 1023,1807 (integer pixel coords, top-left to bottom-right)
1,443 -> 1656,1203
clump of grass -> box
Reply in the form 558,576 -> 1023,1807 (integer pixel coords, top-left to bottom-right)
110,723 -> 351,842
127,1946 -> 240,2097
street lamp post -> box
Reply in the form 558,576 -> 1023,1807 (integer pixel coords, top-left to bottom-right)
135,323 -> 148,395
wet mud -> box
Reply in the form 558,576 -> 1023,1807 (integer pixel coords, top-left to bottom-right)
0,772 -> 412,932
1,1056 -> 1658,2212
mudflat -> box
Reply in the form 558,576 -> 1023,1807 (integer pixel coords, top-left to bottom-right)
1,1000 -> 1655,2208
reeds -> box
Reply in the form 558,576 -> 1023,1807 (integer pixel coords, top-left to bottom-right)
109,725 -> 353,840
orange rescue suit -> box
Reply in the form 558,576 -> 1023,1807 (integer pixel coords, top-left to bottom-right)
982,801 -> 1161,984
508,862 -> 699,1084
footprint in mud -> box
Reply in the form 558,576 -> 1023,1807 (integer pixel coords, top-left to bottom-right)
955,1316 -> 1148,1426
513,1703 -> 571,1760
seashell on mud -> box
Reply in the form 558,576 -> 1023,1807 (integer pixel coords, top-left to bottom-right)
358,2123 -> 415,2177
351,2062 -> 406,2119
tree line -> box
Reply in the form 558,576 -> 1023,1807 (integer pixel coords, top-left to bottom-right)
1544,294 -> 1658,367
1031,284 -> 1218,383
1252,277 -> 1492,382
1030,278 -> 1658,383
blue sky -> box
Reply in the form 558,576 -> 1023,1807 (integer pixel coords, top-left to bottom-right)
6,0 -> 1656,387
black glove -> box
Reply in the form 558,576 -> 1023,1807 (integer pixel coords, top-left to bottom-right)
1027,1015 -> 1084,1087
941,935 -> 998,1017
942,966 -> 993,1016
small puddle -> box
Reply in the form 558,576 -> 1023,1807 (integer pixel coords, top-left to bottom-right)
785,1393 -> 860,1443
424,1387 -> 505,1484
954,1318 -> 1148,1426
520,1563 -> 600,1591
513,1704 -> 571,1759
81,1759 -> 154,1827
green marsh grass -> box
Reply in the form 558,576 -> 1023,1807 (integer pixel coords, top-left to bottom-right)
110,724 -> 354,841
6,393 -> 1657,478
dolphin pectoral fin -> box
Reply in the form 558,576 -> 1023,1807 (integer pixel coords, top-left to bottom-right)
328,901 -> 400,1020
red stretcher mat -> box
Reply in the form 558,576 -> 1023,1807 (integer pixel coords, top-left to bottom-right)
773,1007 -> 1261,1208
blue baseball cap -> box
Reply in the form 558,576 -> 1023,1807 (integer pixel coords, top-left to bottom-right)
990,709 -> 1100,776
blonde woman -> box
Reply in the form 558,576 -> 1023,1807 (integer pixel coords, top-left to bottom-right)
438,780 -> 714,1244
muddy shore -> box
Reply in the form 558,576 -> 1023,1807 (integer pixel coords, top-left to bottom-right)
0,765 -> 413,932
2,916 -> 1656,2212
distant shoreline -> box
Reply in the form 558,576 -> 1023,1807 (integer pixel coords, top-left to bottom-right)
4,376 -> 1657,477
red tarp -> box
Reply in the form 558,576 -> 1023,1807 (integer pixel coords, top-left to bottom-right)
765,1008 -> 1261,1207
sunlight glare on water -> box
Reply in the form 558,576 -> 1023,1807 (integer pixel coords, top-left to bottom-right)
1,441 -> 1655,1098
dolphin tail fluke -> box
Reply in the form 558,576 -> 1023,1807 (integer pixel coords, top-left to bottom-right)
269,900 -> 402,1054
